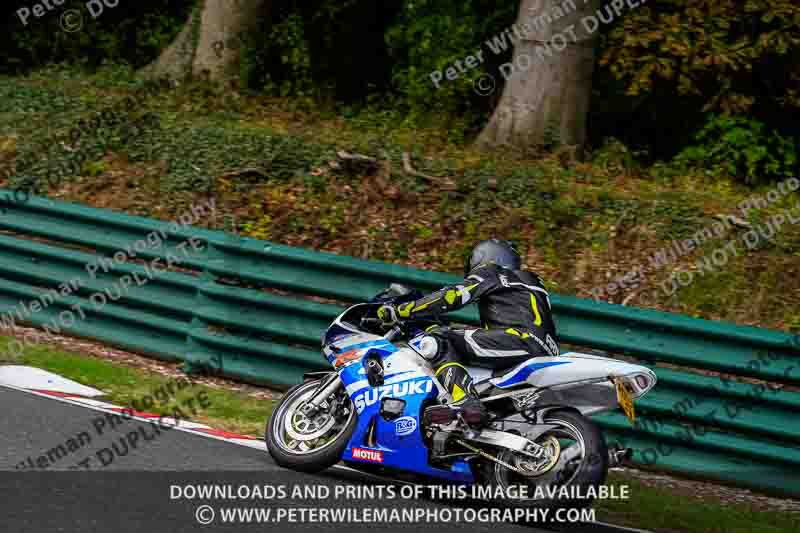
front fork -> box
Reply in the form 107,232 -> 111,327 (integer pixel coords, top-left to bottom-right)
302,373 -> 343,416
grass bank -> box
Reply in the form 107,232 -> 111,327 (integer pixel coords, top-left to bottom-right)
1,65 -> 799,332
0,336 -> 274,436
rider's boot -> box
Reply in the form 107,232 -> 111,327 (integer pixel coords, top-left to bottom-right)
423,362 -> 488,429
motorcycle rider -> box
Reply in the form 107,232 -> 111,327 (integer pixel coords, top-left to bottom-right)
377,239 -> 559,429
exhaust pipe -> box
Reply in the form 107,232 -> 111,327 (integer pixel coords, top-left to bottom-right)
608,446 -> 632,467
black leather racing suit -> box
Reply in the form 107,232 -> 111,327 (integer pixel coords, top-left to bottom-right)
395,264 -> 559,403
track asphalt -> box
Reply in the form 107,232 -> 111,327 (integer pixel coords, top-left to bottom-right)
1,386 -> 571,533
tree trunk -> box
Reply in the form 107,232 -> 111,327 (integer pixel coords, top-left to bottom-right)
143,0 -> 269,83
477,0 -> 601,156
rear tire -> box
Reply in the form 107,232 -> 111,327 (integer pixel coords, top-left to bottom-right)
266,379 -> 357,473
480,409 -> 608,510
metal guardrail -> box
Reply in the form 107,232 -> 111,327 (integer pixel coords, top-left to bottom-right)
1,190 -> 799,496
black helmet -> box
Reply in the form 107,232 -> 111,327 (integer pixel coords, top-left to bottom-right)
465,239 -> 521,276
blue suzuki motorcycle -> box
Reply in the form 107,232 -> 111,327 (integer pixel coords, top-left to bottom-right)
267,285 -> 656,508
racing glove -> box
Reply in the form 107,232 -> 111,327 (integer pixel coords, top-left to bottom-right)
377,304 -> 400,327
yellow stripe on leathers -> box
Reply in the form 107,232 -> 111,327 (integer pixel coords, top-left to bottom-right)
435,362 -> 470,402
407,297 -> 441,315
435,362 -> 468,375
530,294 -> 542,326
451,385 -> 466,402
506,327 -> 530,339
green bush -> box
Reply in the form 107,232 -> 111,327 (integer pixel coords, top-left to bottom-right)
243,0 -> 400,104
596,0 -> 800,159
1,0 -> 193,73
385,0 -> 515,116
674,114 -> 798,184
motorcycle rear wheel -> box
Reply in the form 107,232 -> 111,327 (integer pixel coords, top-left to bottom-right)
480,409 -> 608,510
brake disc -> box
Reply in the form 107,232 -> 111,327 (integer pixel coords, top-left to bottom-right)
284,401 -> 337,442
515,435 -> 561,477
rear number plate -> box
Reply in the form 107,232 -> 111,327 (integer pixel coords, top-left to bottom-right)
615,379 -> 636,425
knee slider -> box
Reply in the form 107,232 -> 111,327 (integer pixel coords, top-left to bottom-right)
415,335 -> 440,361
424,329 -> 457,367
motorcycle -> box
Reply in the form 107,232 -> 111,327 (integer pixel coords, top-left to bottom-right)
266,284 -> 656,509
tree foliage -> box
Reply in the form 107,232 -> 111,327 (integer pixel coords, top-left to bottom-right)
596,0 -> 800,177
385,0 -> 516,115
601,0 -> 800,115
1,0 -> 191,72
1,0 -> 797,181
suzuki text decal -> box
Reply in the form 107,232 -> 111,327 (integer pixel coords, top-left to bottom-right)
353,378 -> 434,413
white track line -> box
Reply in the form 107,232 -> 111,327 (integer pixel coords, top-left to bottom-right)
1,382 -> 266,451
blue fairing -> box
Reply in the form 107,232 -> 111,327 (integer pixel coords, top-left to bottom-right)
492,360 -> 571,388
333,337 -> 475,483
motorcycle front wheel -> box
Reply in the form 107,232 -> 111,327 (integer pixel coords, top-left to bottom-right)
266,377 -> 357,473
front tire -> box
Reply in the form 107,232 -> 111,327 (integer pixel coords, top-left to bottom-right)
266,378 -> 357,473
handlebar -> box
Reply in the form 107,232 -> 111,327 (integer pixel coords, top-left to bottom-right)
384,325 -> 402,342
360,317 -> 403,342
